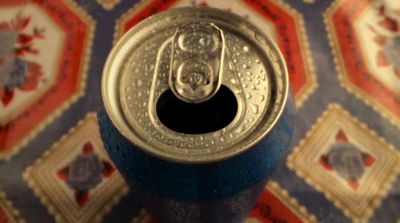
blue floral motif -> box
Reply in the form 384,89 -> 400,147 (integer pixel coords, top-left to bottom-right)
0,30 -> 17,58
0,58 -> 28,89
320,130 -> 375,190
384,36 -> 400,65
0,29 -> 24,89
327,142 -> 365,181
66,153 -> 104,191
0,13 -> 44,106
57,142 -> 116,207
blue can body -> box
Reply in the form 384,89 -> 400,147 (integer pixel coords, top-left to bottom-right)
98,93 -> 294,222
100,7 -> 295,223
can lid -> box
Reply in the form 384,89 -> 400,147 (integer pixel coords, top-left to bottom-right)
102,7 -> 289,164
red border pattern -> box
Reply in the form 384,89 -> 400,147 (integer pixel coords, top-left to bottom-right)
325,0 -> 400,128
0,0 -> 94,159
248,181 -> 317,223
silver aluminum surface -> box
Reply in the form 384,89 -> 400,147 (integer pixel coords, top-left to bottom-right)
102,7 -> 288,163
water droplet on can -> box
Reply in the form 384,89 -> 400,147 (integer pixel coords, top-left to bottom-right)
146,64 -> 155,71
199,37 -> 207,46
230,78 -> 238,85
228,61 -> 234,70
246,93 -> 252,99
251,104 -> 259,114
235,125 -> 246,133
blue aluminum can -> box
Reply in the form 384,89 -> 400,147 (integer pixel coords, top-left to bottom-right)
99,7 -> 294,223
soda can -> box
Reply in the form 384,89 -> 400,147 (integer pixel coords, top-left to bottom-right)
99,7 -> 294,223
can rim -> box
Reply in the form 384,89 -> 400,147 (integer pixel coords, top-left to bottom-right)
102,7 -> 289,164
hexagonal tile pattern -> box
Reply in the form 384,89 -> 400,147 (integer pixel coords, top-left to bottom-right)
0,0 -> 95,159
325,0 -> 400,128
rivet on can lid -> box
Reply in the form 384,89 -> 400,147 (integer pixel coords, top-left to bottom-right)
169,22 -> 224,104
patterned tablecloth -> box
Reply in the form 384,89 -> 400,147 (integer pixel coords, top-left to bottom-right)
1,0 -> 400,222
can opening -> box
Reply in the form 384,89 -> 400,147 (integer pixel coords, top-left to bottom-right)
156,85 -> 237,134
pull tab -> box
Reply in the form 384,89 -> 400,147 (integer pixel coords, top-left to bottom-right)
169,22 -> 225,104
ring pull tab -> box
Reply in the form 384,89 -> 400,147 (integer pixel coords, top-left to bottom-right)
169,22 -> 225,104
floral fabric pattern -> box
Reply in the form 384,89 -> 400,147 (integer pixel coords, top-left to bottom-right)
319,130 -> 375,190
370,4 -> 400,78
0,13 -> 44,106
57,142 -> 115,207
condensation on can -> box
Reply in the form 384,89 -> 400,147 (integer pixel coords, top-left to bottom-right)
99,7 -> 294,223
102,7 -> 290,163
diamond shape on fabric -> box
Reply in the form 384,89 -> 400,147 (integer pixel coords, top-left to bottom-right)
24,113 -> 128,223
287,104 -> 400,222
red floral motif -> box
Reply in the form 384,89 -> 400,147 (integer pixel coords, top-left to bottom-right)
56,142 -> 115,207
319,130 -> 375,190
0,13 -> 44,106
369,5 -> 400,79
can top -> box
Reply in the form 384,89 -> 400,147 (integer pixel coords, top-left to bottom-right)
102,7 -> 289,164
